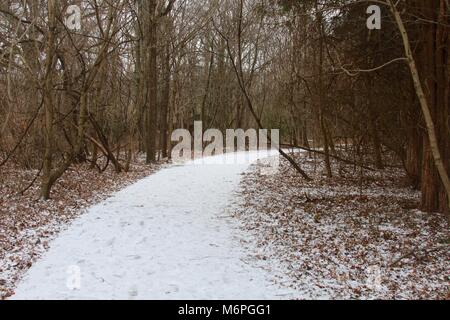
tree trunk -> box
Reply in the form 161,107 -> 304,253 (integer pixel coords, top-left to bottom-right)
316,4 -> 332,178
389,0 -> 450,214
145,0 -> 158,164
160,41 -> 171,159
40,0 -> 57,200
405,84 -> 423,189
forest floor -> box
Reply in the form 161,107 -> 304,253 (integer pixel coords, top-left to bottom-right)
0,156 -> 166,299
7,151 -> 297,300
1,151 -> 449,300
233,152 -> 450,299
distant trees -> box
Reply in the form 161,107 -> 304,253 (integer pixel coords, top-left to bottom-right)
276,0 -> 449,214
0,0 -> 448,214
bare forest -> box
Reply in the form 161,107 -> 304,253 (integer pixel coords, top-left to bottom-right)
0,0 -> 449,300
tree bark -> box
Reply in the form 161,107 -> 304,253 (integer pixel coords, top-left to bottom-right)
40,0 -> 57,200
145,0 -> 158,164
389,0 -> 450,214
315,3 -> 332,178
160,40 -> 171,159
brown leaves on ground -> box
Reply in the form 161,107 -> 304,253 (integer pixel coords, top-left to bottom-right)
0,156 -> 165,299
233,153 -> 450,300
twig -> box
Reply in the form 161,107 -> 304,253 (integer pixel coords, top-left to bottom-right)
18,162 -> 43,196
390,244 -> 449,268
281,143 -> 375,171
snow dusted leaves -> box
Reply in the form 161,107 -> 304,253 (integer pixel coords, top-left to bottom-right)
0,156 -> 165,299
10,151 -> 296,300
233,154 -> 450,300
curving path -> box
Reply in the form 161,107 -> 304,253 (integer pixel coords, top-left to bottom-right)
11,151 -> 293,300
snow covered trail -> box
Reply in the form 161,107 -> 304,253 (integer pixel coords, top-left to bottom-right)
12,151 -> 293,300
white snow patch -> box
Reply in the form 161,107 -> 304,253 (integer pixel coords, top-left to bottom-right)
11,151 -> 296,300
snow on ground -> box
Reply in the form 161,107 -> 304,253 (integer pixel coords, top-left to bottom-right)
233,153 -> 450,300
0,156 -> 164,299
10,151 -> 295,300
6,150 -> 448,300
